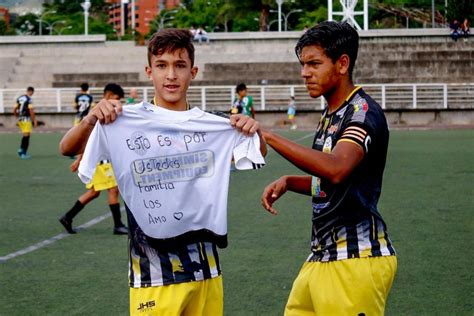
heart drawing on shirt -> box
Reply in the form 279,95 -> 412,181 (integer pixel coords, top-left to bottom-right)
173,212 -> 184,220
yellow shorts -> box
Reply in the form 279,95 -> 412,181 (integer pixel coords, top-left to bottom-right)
18,120 -> 32,134
85,162 -> 118,191
130,276 -> 223,316
285,256 -> 397,316
288,114 -> 295,120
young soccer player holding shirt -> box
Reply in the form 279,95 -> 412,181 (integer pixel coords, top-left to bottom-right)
261,22 -> 397,315
59,29 -> 266,316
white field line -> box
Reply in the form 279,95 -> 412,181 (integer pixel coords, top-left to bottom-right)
0,212 -> 114,263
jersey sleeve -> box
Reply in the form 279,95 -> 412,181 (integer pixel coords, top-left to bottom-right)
338,100 -> 375,154
232,133 -> 265,170
78,123 -> 110,184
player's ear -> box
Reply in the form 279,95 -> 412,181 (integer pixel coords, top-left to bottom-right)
191,66 -> 198,79
145,66 -> 152,80
337,54 -> 350,76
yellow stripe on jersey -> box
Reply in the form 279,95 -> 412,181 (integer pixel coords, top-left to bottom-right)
337,139 -> 362,148
342,131 -> 365,143
170,255 -> 184,273
345,86 -> 362,102
204,243 -> 217,271
131,252 -> 141,286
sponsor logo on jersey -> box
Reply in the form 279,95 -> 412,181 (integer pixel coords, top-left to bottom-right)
137,300 -> 156,312
323,137 -> 332,153
328,124 -> 339,135
311,177 -> 327,199
312,202 -> 330,214
352,97 -> 369,123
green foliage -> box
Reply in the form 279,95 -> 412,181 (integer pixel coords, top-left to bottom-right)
6,0 -> 474,36
0,19 -> 15,35
446,0 -> 473,23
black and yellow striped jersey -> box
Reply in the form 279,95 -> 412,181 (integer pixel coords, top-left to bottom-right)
126,206 -> 221,288
15,95 -> 33,119
74,93 -> 93,121
308,87 -> 395,262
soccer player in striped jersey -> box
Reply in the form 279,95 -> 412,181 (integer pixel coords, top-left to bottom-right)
74,83 -> 94,126
13,86 -> 37,159
261,21 -> 397,315
59,29 -> 266,316
59,83 -> 128,236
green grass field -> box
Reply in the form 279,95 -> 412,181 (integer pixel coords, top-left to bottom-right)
0,129 -> 473,315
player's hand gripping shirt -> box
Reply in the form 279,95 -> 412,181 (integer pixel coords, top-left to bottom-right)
79,102 -> 265,249
309,87 -> 396,262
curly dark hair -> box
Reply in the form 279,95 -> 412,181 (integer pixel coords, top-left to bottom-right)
295,21 -> 359,78
147,28 -> 195,67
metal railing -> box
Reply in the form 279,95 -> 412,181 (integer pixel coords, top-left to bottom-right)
1,83 -> 473,114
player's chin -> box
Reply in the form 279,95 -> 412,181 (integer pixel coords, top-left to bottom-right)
307,89 -> 323,98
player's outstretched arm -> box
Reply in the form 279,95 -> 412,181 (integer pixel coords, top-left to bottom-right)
59,99 -> 122,156
262,175 -> 311,215
262,130 -> 364,185
230,114 -> 267,157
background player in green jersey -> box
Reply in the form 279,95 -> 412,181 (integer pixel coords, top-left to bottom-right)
261,21 -> 397,315
231,83 -> 255,118
13,86 -> 38,159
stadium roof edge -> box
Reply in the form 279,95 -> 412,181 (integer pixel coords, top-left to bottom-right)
0,34 -> 106,44
207,28 -> 450,40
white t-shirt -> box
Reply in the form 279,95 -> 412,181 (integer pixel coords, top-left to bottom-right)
78,102 -> 265,247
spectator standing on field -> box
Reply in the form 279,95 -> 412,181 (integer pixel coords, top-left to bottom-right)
287,95 -> 297,130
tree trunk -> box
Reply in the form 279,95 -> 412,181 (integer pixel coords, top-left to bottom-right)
260,5 -> 270,31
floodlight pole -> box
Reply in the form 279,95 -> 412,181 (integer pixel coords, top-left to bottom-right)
81,1 -> 91,36
131,0 -> 136,35
37,10 -> 56,36
431,0 -> 435,28
276,0 -> 284,32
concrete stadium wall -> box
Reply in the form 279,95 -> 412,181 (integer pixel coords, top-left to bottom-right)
1,29 -> 472,89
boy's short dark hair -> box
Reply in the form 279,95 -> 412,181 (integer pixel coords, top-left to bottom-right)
236,83 -> 247,93
295,21 -> 359,78
147,28 -> 195,67
104,83 -> 124,99
80,83 -> 89,91
27,86 -> 34,93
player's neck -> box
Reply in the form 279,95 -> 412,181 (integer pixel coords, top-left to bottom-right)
153,96 -> 188,111
325,81 -> 356,114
